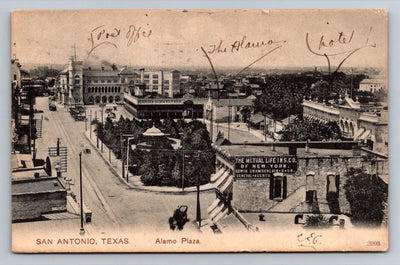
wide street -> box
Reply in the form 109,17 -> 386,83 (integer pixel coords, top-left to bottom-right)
34,97 -> 216,234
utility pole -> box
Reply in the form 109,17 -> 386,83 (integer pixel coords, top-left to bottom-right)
28,91 -> 33,154
196,152 -> 201,227
57,138 -> 60,156
101,107 -> 104,153
121,134 -> 125,181
350,68 -> 354,99
79,152 -> 85,235
95,111 -> 98,148
210,106 -> 213,142
89,110 -> 92,139
182,150 -> 185,192
264,114 -> 267,142
228,98 -> 231,141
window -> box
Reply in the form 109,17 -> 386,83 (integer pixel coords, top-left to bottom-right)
94,80 -> 98,83
101,80 -> 105,83
269,173 -> 287,200
152,74 -> 158,79
326,173 -> 340,196
107,80 -> 111,83
13,74 -> 17,80
144,74 -> 149,79
305,171 -> 317,203
153,79 -> 159,84
306,173 -> 315,191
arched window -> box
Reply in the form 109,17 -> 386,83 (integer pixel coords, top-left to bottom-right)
108,96 -> 114,103
115,96 -> 121,102
349,122 -> 354,136
74,75 -> 80,85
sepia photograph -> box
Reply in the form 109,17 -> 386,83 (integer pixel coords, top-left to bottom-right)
10,9 -> 388,252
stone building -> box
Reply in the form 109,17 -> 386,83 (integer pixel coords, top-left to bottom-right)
58,58 -> 123,105
207,141 -> 388,223
119,67 -> 181,98
57,59 -> 182,106
359,78 -> 386,93
302,96 -> 388,155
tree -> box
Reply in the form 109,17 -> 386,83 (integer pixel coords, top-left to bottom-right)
240,106 -> 251,123
344,168 -> 388,226
281,118 -> 341,141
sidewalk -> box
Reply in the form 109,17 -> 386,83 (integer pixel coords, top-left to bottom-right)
83,128 -> 216,194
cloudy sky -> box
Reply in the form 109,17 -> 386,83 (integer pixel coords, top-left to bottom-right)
11,9 -> 387,71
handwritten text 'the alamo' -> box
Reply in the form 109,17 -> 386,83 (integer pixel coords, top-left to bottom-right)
88,24 -> 152,57
206,35 -> 287,54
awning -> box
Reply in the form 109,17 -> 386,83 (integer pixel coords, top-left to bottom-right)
249,114 -> 265,124
211,168 -> 226,183
354,128 -> 365,139
213,207 -> 229,222
215,171 -> 230,189
209,202 -> 225,220
220,175 -> 233,194
207,198 -> 221,214
359,129 -> 371,140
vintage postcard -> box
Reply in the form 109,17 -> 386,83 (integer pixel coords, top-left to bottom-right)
11,9 -> 388,252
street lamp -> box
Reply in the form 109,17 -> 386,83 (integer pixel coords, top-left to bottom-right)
126,137 -> 135,181
195,152 -> 202,227
120,134 -> 134,182
79,152 -> 85,235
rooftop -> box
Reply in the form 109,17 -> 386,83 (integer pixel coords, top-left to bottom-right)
12,168 -> 49,181
214,142 -> 356,158
142,125 -> 165,137
84,70 -> 119,77
12,178 -> 65,195
360,78 -> 386,84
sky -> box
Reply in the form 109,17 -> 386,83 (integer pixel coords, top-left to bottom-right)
11,9 -> 387,72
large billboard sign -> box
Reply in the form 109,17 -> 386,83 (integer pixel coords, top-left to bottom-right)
234,156 -> 298,178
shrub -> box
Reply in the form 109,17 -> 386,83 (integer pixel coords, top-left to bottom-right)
305,215 -> 330,228
344,168 -> 388,226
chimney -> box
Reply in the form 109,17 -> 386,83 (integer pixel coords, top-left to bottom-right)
305,140 -> 310,153
140,68 -> 144,83
289,145 -> 297,156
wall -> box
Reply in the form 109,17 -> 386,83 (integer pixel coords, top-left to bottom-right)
232,156 -> 363,213
12,190 -> 67,222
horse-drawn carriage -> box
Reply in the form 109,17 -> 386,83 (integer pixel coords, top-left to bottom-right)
169,205 -> 188,230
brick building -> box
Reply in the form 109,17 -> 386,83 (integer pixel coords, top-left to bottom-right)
207,141 -> 387,223
12,177 -> 67,222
